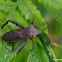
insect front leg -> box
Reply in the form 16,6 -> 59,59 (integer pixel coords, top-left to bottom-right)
12,40 -> 27,52
33,39 -> 34,50
30,40 -> 34,56
1,20 -> 24,29
30,39 -> 34,51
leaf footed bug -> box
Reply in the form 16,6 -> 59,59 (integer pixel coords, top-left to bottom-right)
1,20 -> 42,52
1,12 -> 62,52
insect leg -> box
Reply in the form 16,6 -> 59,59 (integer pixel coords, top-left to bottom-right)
7,43 -> 14,46
38,36 -> 55,49
32,19 -> 35,26
38,35 -> 50,44
33,39 -> 34,50
12,40 -> 27,52
38,21 -> 45,29
1,20 -> 24,29
30,39 -> 34,52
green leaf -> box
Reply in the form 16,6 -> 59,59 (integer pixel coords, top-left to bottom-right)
0,40 -> 17,62
38,0 -> 62,9
16,0 -> 47,32
0,1 -> 16,13
38,33 -> 57,62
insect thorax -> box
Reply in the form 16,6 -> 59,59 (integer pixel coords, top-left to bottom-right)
28,24 -> 42,37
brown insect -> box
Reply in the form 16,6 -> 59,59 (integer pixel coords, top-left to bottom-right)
1,12 -> 62,52
1,19 -> 42,52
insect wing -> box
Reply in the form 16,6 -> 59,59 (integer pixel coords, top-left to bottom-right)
1,28 -> 29,42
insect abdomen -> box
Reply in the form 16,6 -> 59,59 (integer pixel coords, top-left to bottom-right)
1,28 -> 30,42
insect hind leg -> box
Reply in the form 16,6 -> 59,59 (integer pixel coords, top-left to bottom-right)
12,40 -> 27,52
1,20 -> 24,29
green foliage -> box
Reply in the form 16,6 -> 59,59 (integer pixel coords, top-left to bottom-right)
38,0 -> 62,9
0,0 -> 60,62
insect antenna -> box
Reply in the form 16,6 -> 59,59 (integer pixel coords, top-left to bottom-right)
38,21 -> 45,29
43,12 -> 62,31
38,12 -> 62,31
